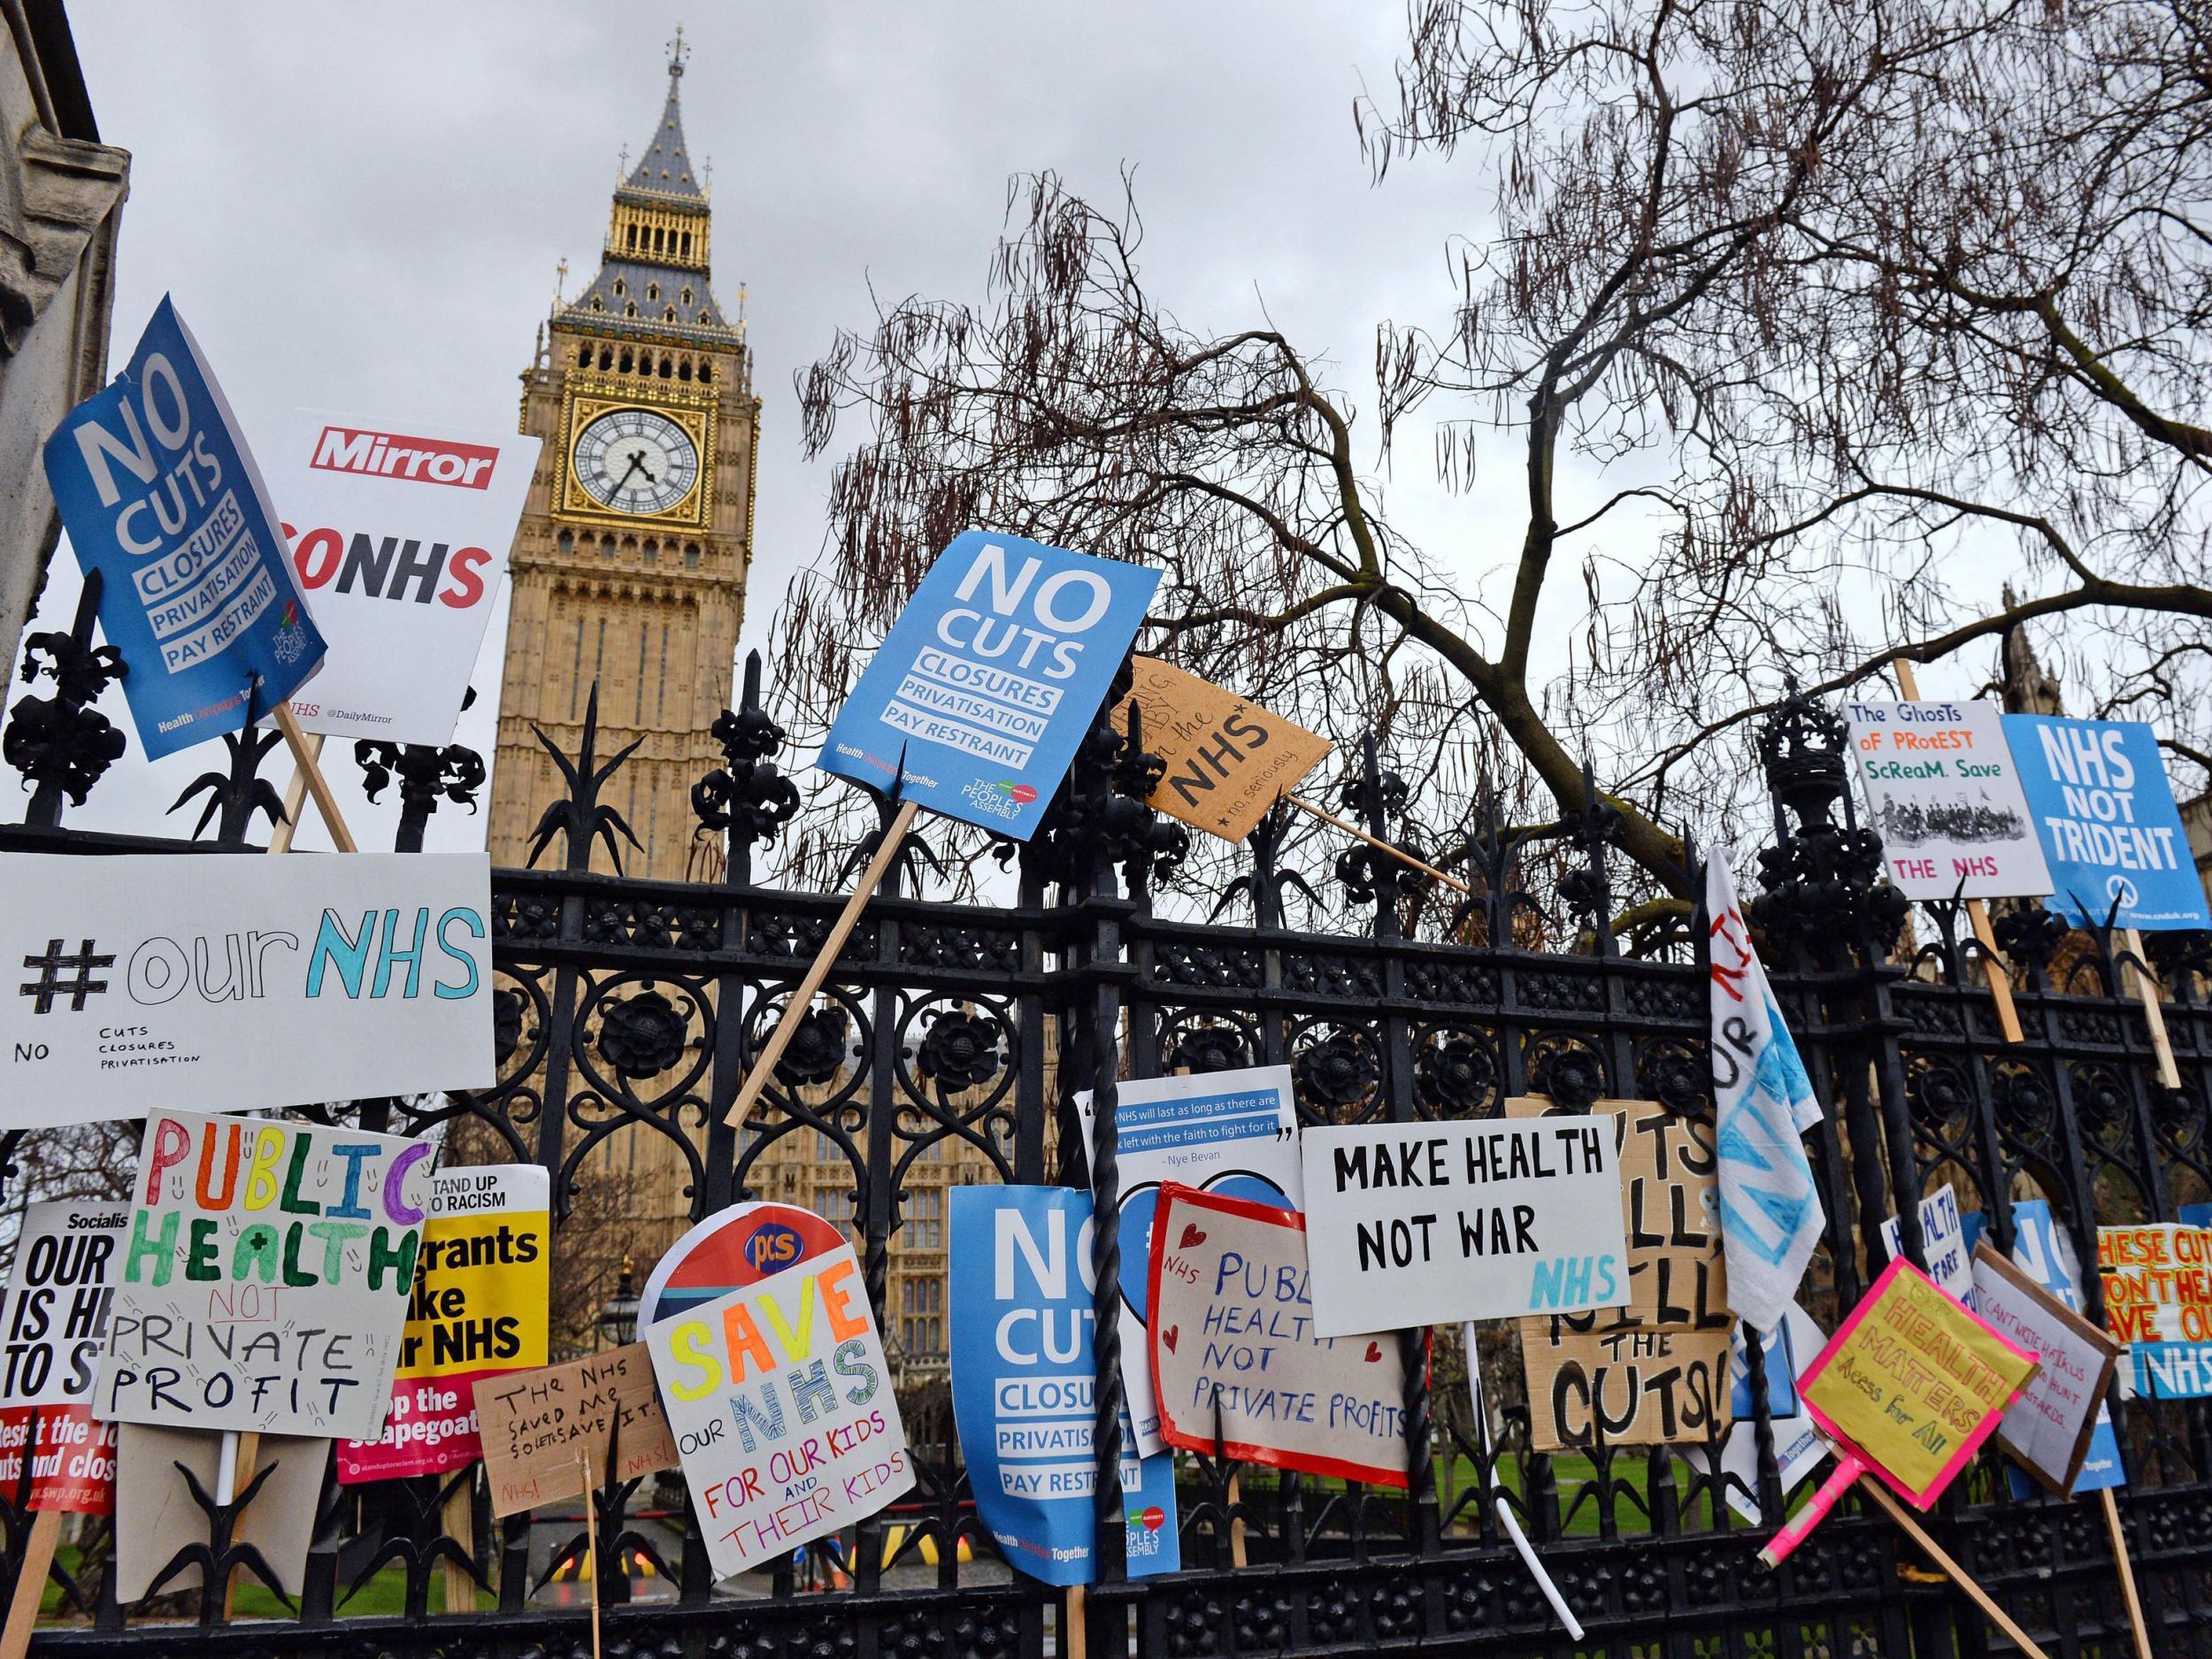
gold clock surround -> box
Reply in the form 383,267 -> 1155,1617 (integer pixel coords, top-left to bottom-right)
557,372 -> 717,531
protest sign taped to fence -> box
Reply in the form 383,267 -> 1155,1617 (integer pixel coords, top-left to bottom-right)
266,409 -> 537,746
112,1422 -> 326,1600
1969,1245 -> 2118,1495
1116,658 -> 1331,841
949,1187 -> 1179,1585
1507,1099 -> 1732,1450
1677,1302 -> 1826,1524
1879,1184 -> 1975,1309
1799,1259 -> 2039,1508
1844,700 -> 2051,900
1300,1118 -> 1629,1338
0,1200 -> 127,1517
818,531 -> 1160,841
336,1164 -> 549,1482
1074,1064 -> 1303,1458
2004,715 -> 2210,929
2099,1223 -> 2212,1398
2003,1199 -> 2123,1493
639,1201 -> 849,1328
42,295 -> 325,759
1148,1183 -> 1409,1485
0,850 -> 495,1128
474,1342 -> 679,1517
98,1111 -> 434,1439
647,1240 -> 912,1579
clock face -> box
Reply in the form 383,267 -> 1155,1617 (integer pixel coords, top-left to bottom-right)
572,408 -> 700,516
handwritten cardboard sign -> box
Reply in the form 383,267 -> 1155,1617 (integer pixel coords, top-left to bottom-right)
1509,1100 -> 1732,1450
474,1343 -> 679,1517
1117,658 -> 1332,841
1800,1259 -> 2039,1508
646,1241 -> 912,1578
1147,1183 -> 1408,1485
2097,1223 -> 2212,1398
337,1164 -> 550,1482
1969,1245 -> 2118,1494
97,1111 -> 433,1439
1300,1117 -> 1629,1338
111,1422 -> 326,1599
1879,1184 -> 1974,1309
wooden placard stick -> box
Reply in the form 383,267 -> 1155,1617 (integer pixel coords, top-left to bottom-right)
2100,1488 -> 2154,1659
1284,795 -> 1471,895
1856,1477 -> 2054,1659
1889,659 -> 2024,1043
723,797 -> 920,1126
266,729 -> 323,855
579,1451 -> 602,1659
271,700 -> 357,853
1063,1584 -> 1086,1659
2117,926 -> 2182,1090
215,1429 -> 259,1618
441,1479 -> 475,1616
0,1509 -> 59,1659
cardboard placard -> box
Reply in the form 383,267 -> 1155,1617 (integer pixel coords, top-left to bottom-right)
947,1187 -> 1179,1585
2005,715 -> 2211,929
0,851 -> 495,1128
111,1423 -> 326,1601
1969,1245 -> 2119,1494
1800,1260 -> 2039,1509
2098,1223 -> 2212,1398
41,295 -> 326,759
1148,1184 -> 1408,1486
1116,658 -> 1331,841
474,1343 -> 679,1517
646,1241 -> 912,1578
1844,700 -> 2053,899
337,1164 -> 550,1482
818,531 -> 1161,841
1300,1118 -> 1629,1338
268,409 -> 538,746
98,1111 -> 433,1439
1073,1064 -> 1302,1457
1509,1100 -> 1732,1450
2005,1200 -> 2124,1494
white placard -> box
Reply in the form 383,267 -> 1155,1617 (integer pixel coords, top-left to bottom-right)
0,1201 -> 127,1409
1844,700 -> 2052,899
1300,1119 -> 1629,1338
646,1241 -> 912,1578
1879,1184 -> 1974,1309
1970,1245 -> 2119,1494
0,851 -> 494,1127
268,410 -> 538,746
98,1110 -> 433,1438
1075,1064 -> 1303,1457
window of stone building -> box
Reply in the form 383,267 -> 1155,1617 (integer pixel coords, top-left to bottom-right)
600,534 -> 616,558
625,302 -> 638,319
598,346 -> 612,370
626,225 -> 637,251
641,540 -> 658,564
699,361 -> 712,384
647,282 -> 659,302
612,278 -> 626,296
577,342 -> 591,367
557,530 -> 573,555
590,296 -> 603,312
903,1187 -> 943,1248
660,349 -> 674,371
680,231 -> 692,258
664,308 -> 678,324
815,1187 -> 856,1225
684,544 -> 700,568
678,357 -> 692,381
901,1317 -> 942,1355
619,349 -> 634,373
904,1279 -> 941,1314
680,286 -> 693,307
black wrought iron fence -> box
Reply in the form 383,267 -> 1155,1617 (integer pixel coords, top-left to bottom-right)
1,633 -> 2208,1659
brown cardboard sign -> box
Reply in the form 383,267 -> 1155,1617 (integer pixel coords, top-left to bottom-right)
473,1343 -> 678,1517
1970,1245 -> 2120,1495
112,1425 -> 326,1601
1118,657 -> 1331,841
1510,1098 -> 1733,1450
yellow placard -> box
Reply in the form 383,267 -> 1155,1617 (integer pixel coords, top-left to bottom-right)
1118,657 -> 1331,841
1801,1261 -> 2039,1507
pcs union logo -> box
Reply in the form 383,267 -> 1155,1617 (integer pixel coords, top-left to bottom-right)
745,1222 -> 808,1271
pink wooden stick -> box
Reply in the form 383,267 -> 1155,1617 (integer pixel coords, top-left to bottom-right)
1758,1452 -> 1864,1569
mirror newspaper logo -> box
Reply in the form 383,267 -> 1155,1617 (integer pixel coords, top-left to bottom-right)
311,426 -> 499,491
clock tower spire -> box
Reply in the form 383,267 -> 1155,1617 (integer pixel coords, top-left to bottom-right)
487,43 -> 758,879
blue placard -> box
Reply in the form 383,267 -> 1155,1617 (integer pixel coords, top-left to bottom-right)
42,296 -> 325,759
2005,1199 -> 2127,1492
1727,1316 -> 1801,1422
2002,715 -> 2210,930
949,1187 -> 1178,1586
819,532 -> 1160,840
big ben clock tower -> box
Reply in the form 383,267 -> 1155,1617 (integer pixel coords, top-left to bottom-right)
488,34 -> 757,879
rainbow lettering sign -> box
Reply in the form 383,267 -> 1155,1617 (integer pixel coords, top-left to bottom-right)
1799,1259 -> 2039,1509
646,1241 -> 912,1578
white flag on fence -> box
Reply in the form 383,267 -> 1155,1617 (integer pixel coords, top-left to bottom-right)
1706,860 -> 1825,1337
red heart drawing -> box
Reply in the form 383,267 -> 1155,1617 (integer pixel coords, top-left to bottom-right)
1364,1342 -> 1382,1363
1178,1224 -> 1208,1249
1162,1326 -> 1179,1353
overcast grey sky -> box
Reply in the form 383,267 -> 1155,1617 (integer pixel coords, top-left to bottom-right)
13,2 -> 1536,850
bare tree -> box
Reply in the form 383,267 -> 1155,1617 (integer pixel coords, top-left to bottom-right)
778,0 -> 2212,904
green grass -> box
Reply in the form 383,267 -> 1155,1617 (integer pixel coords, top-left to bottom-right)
35,1548 -> 494,1624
